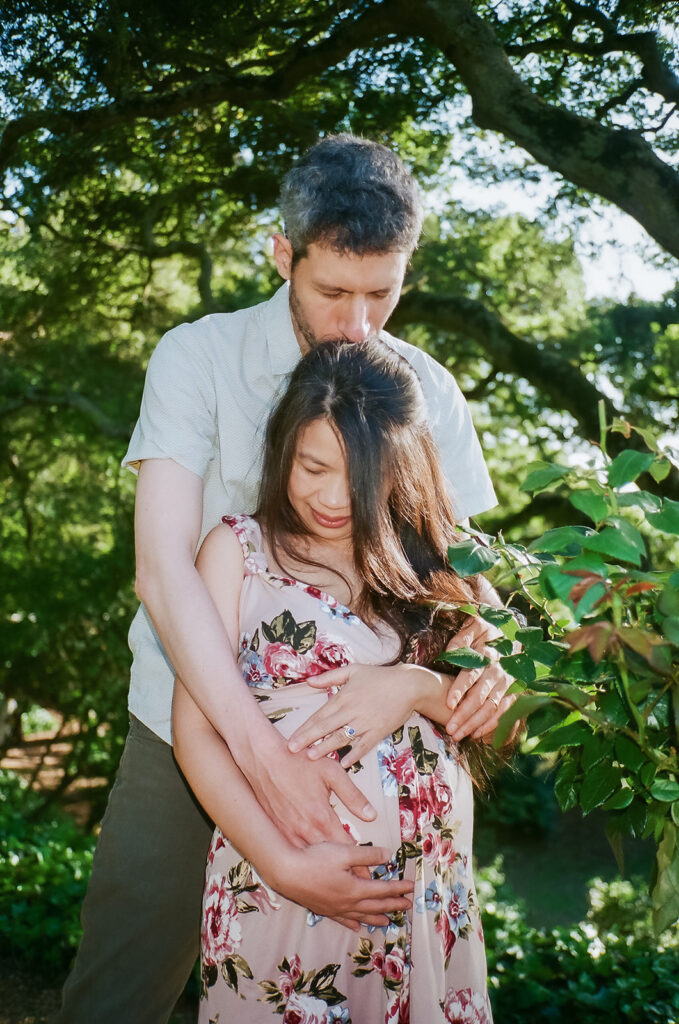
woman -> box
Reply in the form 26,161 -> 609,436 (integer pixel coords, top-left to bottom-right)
173,338 -> 493,1024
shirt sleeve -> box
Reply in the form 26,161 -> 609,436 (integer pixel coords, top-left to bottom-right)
122,323 -> 217,479
398,344 -> 497,521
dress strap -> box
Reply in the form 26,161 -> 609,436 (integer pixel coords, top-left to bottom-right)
221,514 -> 269,577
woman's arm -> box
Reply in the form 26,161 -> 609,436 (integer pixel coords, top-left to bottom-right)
287,661 -> 454,767
172,523 -> 414,927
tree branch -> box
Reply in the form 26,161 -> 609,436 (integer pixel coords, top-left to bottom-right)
0,3 -> 395,177
393,0 -> 679,260
389,289 -> 679,501
0,388 -> 129,438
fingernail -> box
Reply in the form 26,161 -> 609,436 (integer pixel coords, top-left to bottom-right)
447,720 -> 458,734
288,740 -> 300,752
363,804 -> 376,820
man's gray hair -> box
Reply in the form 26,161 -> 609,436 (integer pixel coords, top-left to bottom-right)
279,134 -> 424,260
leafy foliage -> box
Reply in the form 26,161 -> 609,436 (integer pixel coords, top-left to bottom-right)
479,860 -> 679,1024
449,408 -> 679,931
0,770 -> 94,976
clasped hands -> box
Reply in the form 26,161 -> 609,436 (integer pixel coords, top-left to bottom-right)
287,612 -> 515,764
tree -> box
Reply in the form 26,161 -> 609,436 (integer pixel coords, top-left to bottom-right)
1,1 -> 677,797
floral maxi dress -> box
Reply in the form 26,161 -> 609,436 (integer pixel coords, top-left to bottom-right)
199,515 -> 493,1024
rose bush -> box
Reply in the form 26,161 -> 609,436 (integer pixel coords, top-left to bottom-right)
446,409 -> 679,932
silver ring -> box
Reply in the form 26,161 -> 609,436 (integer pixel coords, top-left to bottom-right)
489,695 -> 501,709
328,685 -> 340,695
343,724 -> 356,740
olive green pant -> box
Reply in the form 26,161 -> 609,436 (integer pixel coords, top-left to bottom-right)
55,716 -> 214,1024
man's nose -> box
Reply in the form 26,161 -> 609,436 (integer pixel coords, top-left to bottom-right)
339,298 -> 370,343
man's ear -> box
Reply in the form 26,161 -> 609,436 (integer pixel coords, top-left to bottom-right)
272,233 -> 293,280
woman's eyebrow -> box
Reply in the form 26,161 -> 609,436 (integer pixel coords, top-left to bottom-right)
297,449 -> 330,467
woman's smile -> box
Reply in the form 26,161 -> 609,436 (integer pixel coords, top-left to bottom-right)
309,507 -> 351,529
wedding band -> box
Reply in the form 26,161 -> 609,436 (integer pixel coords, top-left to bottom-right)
489,695 -> 501,709
343,725 -> 356,740
328,685 -> 340,695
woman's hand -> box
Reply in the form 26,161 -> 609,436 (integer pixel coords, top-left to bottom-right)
266,842 -> 414,932
287,662 -> 436,767
444,615 -> 516,741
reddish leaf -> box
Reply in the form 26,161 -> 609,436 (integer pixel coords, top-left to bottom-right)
567,572 -> 608,606
567,622 -> 616,663
624,582 -> 658,597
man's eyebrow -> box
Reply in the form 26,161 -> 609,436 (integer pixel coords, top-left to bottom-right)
313,280 -> 347,292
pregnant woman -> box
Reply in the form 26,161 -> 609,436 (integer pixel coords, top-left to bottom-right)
173,338 -> 494,1024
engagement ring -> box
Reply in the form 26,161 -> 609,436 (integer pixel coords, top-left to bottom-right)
343,725 -> 356,740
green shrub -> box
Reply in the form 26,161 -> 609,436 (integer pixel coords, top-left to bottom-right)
0,769 -> 95,975
479,860 -> 679,1023
448,411 -> 679,933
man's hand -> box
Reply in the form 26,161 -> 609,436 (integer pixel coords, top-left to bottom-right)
240,725 -> 377,848
445,615 -> 515,741
268,843 -> 414,932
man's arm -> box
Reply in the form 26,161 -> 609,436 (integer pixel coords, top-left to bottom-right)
133,458 -> 376,847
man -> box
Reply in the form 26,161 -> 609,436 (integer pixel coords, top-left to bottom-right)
57,134 -> 509,1023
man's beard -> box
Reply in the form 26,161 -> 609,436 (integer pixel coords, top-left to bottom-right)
288,279 -> 331,352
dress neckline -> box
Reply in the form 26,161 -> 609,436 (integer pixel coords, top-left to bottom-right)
222,513 -> 361,621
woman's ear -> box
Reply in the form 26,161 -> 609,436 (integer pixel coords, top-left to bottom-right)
272,233 -> 293,280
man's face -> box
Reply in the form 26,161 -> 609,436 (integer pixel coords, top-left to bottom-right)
273,236 -> 408,352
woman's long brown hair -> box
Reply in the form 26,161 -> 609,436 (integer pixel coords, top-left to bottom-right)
256,338 -> 493,778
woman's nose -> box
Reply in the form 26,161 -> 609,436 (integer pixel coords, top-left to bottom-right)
319,476 -> 350,509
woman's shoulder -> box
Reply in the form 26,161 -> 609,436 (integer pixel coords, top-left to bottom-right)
219,513 -> 268,576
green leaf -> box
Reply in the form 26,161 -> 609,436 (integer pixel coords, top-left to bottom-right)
479,605 -> 518,641
617,489 -> 662,513
672,802 -> 679,827
581,733 -> 612,772
608,450 -> 654,488
662,616 -> 679,645
652,822 -> 679,933
528,526 -> 593,555
520,462 -> 570,493
582,522 -> 645,566
499,652 -> 537,684
619,799 -> 648,840
605,819 -> 625,874
598,689 -> 631,727
614,735 -> 646,774
569,490 -> 609,523
447,539 -> 499,577
552,683 -> 593,708
580,765 -> 621,814
650,458 -> 671,482
640,762 -> 657,789
436,647 -> 490,670
531,719 -> 591,753
602,787 -> 634,811
650,779 -> 679,803
658,582 -> 679,617
554,759 -> 579,812
517,628 -> 567,666
646,498 -> 679,536
492,693 -> 552,749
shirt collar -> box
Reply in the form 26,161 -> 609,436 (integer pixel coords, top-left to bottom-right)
263,281 -> 302,377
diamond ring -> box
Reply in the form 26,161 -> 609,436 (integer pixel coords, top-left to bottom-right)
343,725 -> 357,740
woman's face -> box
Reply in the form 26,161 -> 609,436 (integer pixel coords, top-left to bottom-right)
287,418 -> 352,544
